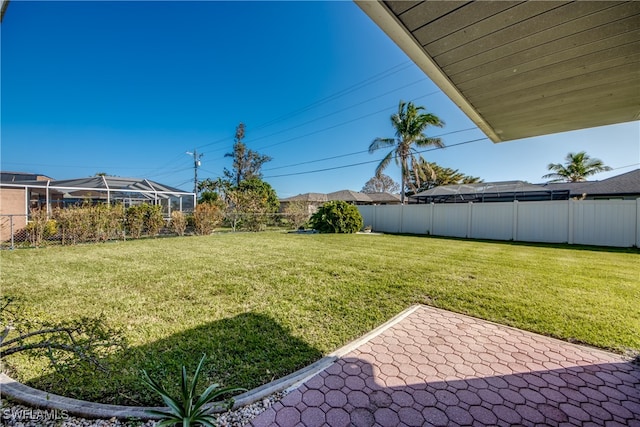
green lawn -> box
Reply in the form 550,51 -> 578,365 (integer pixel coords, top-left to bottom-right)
1,232 -> 638,405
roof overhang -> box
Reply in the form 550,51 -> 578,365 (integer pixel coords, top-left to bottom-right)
355,1 -> 640,142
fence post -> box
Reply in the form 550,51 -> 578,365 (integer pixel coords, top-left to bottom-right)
10,215 -> 15,250
373,205 -> 377,232
467,202 -> 473,238
636,198 -> 640,248
568,199 -> 574,245
512,200 -> 518,241
429,203 -> 434,236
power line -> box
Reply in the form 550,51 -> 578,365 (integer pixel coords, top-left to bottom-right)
262,127 -> 479,172
201,78 -> 431,157
202,91 -> 442,160
250,62 -> 416,132
263,137 -> 489,179
609,163 -> 640,171
195,61 -> 416,151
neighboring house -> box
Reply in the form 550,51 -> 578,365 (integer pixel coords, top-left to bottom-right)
411,181 -> 570,204
0,172 -> 54,241
280,190 -> 401,214
0,173 -> 195,241
279,193 -> 328,214
326,190 -> 373,205
365,192 -> 402,205
542,169 -> 640,200
410,170 -> 640,204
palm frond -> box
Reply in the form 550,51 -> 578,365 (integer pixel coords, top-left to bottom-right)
414,136 -> 444,148
375,151 -> 394,177
369,137 -> 395,153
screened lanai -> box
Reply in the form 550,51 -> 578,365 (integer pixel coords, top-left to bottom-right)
411,181 -> 571,204
0,176 -> 196,218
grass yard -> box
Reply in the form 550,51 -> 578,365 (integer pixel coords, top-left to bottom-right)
1,232 -> 638,405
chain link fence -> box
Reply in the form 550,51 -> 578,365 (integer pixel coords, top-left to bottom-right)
1,211 -> 311,250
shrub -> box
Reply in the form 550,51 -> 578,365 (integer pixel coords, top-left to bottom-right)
54,203 -> 125,244
145,204 -> 165,237
126,204 -> 165,238
282,201 -> 311,230
226,179 -> 279,232
170,211 -> 187,236
309,200 -> 363,233
193,203 -> 224,235
126,205 -> 147,239
25,208 -> 55,247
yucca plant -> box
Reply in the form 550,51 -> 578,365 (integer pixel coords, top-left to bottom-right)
142,355 -> 246,427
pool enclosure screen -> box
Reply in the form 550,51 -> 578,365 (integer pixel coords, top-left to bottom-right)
2,176 -> 196,217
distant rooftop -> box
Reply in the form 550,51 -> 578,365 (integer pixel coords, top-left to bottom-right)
411,170 -> 640,203
0,171 -> 53,182
281,190 -> 400,205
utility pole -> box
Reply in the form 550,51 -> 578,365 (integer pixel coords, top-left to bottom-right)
186,149 -> 203,194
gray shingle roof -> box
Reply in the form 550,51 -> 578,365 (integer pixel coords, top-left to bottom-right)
542,169 -> 640,196
412,181 -> 550,198
326,190 -> 373,203
279,193 -> 328,203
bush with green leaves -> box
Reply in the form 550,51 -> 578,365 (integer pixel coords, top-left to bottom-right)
225,178 -> 279,232
145,204 -> 166,237
126,205 -> 147,239
126,204 -> 165,238
25,208 -> 57,247
53,203 -> 125,245
309,200 -> 363,233
143,354 -> 245,427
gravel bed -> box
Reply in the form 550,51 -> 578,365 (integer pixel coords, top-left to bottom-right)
0,392 -> 286,427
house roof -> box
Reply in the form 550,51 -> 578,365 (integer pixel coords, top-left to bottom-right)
0,175 -> 193,199
542,169 -> 640,196
411,170 -> 640,202
326,190 -> 373,203
280,191 -> 401,204
412,181 -> 552,198
365,192 -> 402,203
356,1 -> 640,142
0,171 -> 53,182
280,193 -> 329,203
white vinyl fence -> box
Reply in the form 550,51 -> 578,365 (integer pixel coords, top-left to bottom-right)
358,199 -> 640,248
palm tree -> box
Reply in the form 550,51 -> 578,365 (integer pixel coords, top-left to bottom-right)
369,101 -> 444,204
543,151 -> 612,182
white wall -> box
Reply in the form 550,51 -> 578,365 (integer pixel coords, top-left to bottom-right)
358,199 -> 640,248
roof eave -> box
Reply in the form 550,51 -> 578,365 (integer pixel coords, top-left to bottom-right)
355,0 -> 502,143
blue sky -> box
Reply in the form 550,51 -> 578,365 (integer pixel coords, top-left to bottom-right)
2,1 -> 638,197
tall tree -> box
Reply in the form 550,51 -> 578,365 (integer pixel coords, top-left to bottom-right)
369,101 -> 444,203
361,174 -> 400,194
542,151 -> 612,182
224,123 -> 272,187
408,159 -> 482,195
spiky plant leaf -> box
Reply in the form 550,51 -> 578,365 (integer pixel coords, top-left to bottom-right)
142,354 -> 245,426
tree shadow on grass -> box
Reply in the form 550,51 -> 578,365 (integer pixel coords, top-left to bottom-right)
22,312 -> 322,406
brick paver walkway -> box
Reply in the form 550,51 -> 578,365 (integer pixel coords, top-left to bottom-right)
251,305 -> 640,426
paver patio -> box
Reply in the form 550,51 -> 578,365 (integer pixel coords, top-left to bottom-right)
251,305 -> 640,427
